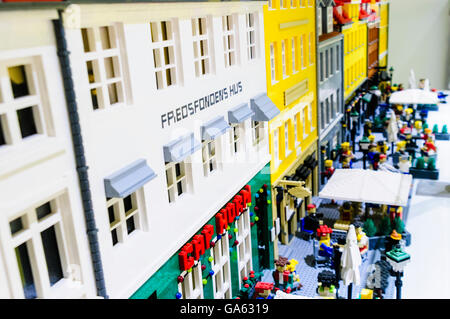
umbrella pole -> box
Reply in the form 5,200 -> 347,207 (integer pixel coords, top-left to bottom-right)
348,283 -> 353,299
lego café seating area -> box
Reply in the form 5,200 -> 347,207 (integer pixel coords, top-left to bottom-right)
0,0 -> 449,301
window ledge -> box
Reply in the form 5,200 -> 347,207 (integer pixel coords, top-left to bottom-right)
0,136 -> 66,180
45,279 -> 86,299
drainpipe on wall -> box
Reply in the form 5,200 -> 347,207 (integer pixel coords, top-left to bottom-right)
53,10 -> 108,299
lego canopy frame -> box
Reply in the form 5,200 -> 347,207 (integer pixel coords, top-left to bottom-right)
318,169 -> 412,207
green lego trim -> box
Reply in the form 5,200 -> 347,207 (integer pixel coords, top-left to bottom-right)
131,163 -> 273,299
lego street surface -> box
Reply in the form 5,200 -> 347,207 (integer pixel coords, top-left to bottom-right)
261,233 -> 395,299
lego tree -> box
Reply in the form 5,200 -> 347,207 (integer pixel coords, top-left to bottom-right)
363,218 -> 377,237
392,216 -> 405,234
427,157 -> 436,170
442,125 -> 448,134
415,157 -> 426,169
432,124 -> 439,134
379,215 -> 392,236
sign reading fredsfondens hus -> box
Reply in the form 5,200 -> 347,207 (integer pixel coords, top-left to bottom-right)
161,81 -> 243,128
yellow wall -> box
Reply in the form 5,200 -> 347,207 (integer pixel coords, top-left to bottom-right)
342,2 -> 367,99
378,2 -> 389,67
263,0 -> 317,184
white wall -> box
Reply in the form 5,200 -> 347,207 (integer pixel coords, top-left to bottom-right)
66,2 -> 270,298
388,0 -> 450,89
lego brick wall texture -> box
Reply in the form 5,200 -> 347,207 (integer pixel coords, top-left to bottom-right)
388,0 -> 450,89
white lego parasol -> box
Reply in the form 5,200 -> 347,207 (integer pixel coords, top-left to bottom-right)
318,169 -> 412,206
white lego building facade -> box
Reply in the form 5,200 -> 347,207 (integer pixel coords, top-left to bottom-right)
0,9 -> 98,299
63,2 -> 272,298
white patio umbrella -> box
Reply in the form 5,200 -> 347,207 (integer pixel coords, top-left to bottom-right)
318,169 -> 412,207
389,88 -> 439,105
341,225 -> 362,299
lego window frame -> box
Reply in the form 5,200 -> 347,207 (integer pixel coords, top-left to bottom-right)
192,16 -> 214,78
165,160 -> 190,203
149,19 -> 179,91
236,209 -> 253,289
0,57 -> 54,150
211,232 -> 232,299
201,139 -> 218,177
81,24 -> 127,110
5,192 -> 82,299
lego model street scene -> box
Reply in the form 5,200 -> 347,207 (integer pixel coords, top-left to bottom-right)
0,0 -> 449,300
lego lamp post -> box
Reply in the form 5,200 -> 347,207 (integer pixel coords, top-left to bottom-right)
358,136 -> 371,169
350,110 -> 360,150
386,244 -> 410,300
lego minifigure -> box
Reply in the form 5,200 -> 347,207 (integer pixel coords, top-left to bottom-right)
303,204 -> 322,235
355,223 -> 369,257
254,282 -> 274,299
317,270 -> 337,299
363,119 -> 373,137
420,139 -> 437,158
421,128 -> 434,142
376,140 -> 389,155
316,225 -> 334,259
339,142 -> 355,169
398,154 -> 411,173
272,257 -> 294,291
385,230 -> 402,254
321,159 -> 335,183
339,201 -> 353,221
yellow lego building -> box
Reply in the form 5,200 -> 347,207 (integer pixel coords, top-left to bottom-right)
264,0 -> 319,249
334,0 -> 368,101
378,1 -> 389,68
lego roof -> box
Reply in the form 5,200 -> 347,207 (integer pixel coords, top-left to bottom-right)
389,89 -> 439,105
318,169 -> 412,206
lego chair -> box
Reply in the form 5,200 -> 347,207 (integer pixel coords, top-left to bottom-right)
300,217 -> 314,239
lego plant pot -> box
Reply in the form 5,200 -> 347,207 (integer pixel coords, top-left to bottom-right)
367,230 -> 412,251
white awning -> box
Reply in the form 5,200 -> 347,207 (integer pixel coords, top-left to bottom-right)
389,89 -> 439,105
318,169 -> 412,206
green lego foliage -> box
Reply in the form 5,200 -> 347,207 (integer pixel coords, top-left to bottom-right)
363,218 -> 377,237
392,216 -> 405,234
379,215 -> 392,236
427,157 -> 436,170
442,125 -> 448,134
415,157 -> 426,169
432,124 -> 439,134
423,122 -> 428,130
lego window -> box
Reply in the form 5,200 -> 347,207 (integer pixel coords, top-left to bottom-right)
325,98 -> 330,124
281,40 -> 287,78
291,37 -> 298,74
222,15 -> 238,68
308,33 -> 313,65
319,52 -> 324,82
106,191 -> 141,246
280,0 -> 287,9
149,21 -> 178,90
308,0 -> 312,7
330,93 -> 335,120
8,195 -> 73,299
230,122 -> 244,154
251,120 -> 264,146
301,35 -> 305,69
325,49 -> 329,79
300,0 -> 306,7
268,0 -> 274,10
236,209 -> 253,288
165,161 -> 189,203
336,44 -> 340,72
0,61 -> 49,148
202,140 -> 217,177
192,17 -> 212,77
81,25 -> 126,109
301,108 -> 307,138
317,7 -> 322,36
273,127 -> 280,164
294,113 -> 300,145
180,263 -> 203,299
270,43 -> 277,84
211,234 -> 232,298
327,6 -> 333,32
330,47 -> 334,76
320,101 -> 325,131
309,103 -> 314,132
245,13 -> 257,61
284,121 -> 291,157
